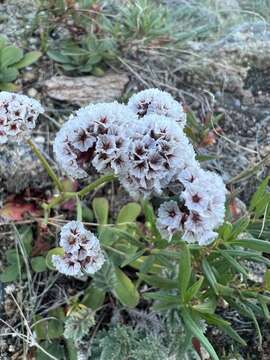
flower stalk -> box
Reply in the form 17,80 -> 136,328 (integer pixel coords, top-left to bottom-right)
27,138 -> 64,193
42,173 -> 117,211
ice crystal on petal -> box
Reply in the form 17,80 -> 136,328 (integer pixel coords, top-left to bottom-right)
0,92 -> 44,143
53,221 -> 105,277
128,88 -> 186,128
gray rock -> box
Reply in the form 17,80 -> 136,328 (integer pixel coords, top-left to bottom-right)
0,142 -> 47,194
43,73 -> 129,106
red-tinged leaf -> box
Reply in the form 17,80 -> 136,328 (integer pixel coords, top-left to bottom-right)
61,199 -> 76,211
201,131 -> 217,146
228,198 -> 246,221
0,201 -> 40,222
192,337 -> 202,359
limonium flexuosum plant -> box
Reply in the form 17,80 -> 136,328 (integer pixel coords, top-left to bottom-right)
0,88 -> 225,259
52,88 -> 225,246
4,88 -> 270,359
0,89 -> 225,245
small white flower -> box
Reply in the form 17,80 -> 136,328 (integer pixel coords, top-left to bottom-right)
5,284 -> 16,295
156,200 -> 183,241
52,254 -> 82,276
54,221 -> 105,277
0,92 -> 44,143
181,183 -> 209,213
59,220 -> 85,253
81,251 -> 105,275
128,88 -> 186,128
177,165 -> 202,187
69,123 -> 95,152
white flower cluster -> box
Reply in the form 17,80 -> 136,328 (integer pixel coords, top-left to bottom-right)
157,165 -> 226,245
52,221 -> 105,276
128,88 -> 186,128
53,88 -> 226,246
53,89 -> 193,198
53,102 -> 136,178
0,92 -> 44,144
120,115 -> 196,198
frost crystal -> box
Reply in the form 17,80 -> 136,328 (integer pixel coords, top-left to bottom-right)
128,88 -> 186,128
120,115 -> 196,198
52,221 -> 105,276
53,102 -> 137,178
157,167 -> 226,246
0,92 -> 44,143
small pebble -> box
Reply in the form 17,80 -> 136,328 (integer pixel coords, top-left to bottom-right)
27,88 -> 38,98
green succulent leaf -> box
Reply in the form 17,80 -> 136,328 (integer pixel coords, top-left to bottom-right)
178,242 -> 191,302
0,46 -> 23,67
0,67 -> 18,82
181,308 -> 219,360
184,276 -> 204,302
202,259 -> 219,295
113,267 -> 139,307
139,273 -> 178,290
82,284 -> 105,310
264,269 -> 270,291
36,341 -> 66,360
198,312 -> 247,346
0,264 -> 19,282
117,202 -> 141,226
31,256 -> 47,273
47,50 -> 71,64
250,176 -> 270,212
92,197 -> 109,225
229,238 -> 270,253
14,51 -> 41,69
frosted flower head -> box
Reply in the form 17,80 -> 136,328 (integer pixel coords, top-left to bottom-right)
52,253 -> 82,276
52,221 -> 105,277
53,102 -> 137,178
120,115 -> 196,199
156,200 -> 183,241
0,92 -> 44,143
180,170 -> 226,245
157,167 -> 226,246
128,88 -> 186,128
